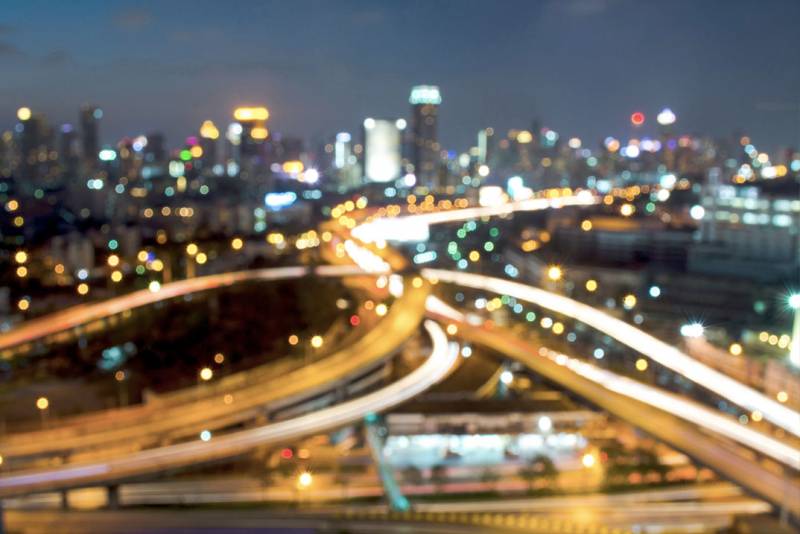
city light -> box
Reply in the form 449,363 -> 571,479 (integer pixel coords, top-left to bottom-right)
499,370 -> 514,385
199,430 -> 212,442
680,322 -> 705,338
148,281 -> 161,293
547,265 -> 563,282
581,452 -> 597,468
297,471 -> 313,489
630,112 -> 645,126
36,397 -> 49,410
199,367 -> 213,381
310,335 -> 324,349
656,107 -> 676,125
233,106 -> 269,121
17,107 -> 31,121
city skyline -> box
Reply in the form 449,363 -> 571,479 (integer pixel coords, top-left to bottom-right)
2,0 -> 799,151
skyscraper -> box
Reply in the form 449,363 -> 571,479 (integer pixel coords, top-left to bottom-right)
409,85 -> 441,187
363,118 -> 404,183
79,105 -> 102,170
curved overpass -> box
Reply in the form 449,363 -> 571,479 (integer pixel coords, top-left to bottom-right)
0,320 -> 456,497
0,270 -> 428,461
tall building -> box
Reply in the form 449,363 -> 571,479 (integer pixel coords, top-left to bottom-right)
59,123 -> 80,178
363,118 -> 404,183
16,107 -> 53,185
232,106 -> 269,177
409,85 -> 441,186
79,105 -> 102,170
199,120 -> 220,172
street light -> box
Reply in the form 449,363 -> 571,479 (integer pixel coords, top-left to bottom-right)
199,367 -> 213,381
297,471 -> 313,489
547,265 -> 563,282
36,396 -> 49,429
788,292 -> 800,367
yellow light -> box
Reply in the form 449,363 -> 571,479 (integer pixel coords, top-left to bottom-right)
729,343 -> 743,356
17,107 -> 32,121
111,270 -> 123,283
585,279 -> 598,292
635,358 -> 648,371
6,199 -> 19,211
77,283 -> 89,295
552,322 -> 564,335
107,254 -> 120,267
580,220 -> 593,231
623,294 -> 637,310
516,130 -> 533,144
231,237 -> 244,250
250,126 -> 269,140
758,331 -> 769,342
521,240 -> 539,252
138,250 -> 149,262
150,259 -> 164,272
115,370 -> 126,381
190,145 -> 203,158
778,335 -> 791,349
54,263 -> 65,274
751,411 -> 763,422
620,203 -> 635,217
777,391 -> 788,403
297,471 -> 313,489
199,367 -> 213,381
186,243 -> 198,256
412,277 -> 424,289
214,352 -> 225,364
768,335 -> 778,345
547,265 -> 563,282
282,160 -> 304,175
148,280 -> 161,292
17,298 -> 29,311
13,216 -> 23,227
469,250 -> 480,262
223,394 -> 234,404
288,334 -> 299,346
310,335 -> 324,349
233,106 -> 269,121
16,266 -> 27,278
446,324 -> 458,336
14,251 -> 27,264
375,303 -> 388,317
199,120 -> 219,139
195,252 -> 208,264
581,453 -> 596,468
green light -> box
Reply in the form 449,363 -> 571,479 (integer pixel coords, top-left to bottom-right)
484,241 -> 494,252
135,265 -> 146,275
180,150 -> 192,161
108,239 -> 119,250
526,311 -> 536,322
645,202 -> 656,213
489,227 -> 499,238
456,229 -> 466,239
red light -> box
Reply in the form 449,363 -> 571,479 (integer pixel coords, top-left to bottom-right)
280,448 -> 293,459
350,315 -> 361,326
630,112 -> 645,126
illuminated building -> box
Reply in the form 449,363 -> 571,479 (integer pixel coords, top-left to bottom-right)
16,109 -> 52,184
79,105 -> 102,170
363,118 -> 404,183
59,124 -> 80,177
199,120 -> 219,171
409,85 -> 441,187
232,106 -> 269,177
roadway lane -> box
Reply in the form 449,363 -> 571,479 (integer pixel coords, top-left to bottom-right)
423,269 -> 800,439
439,316 -> 800,520
0,265 -> 367,356
0,320 -> 457,497
0,276 -> 429,460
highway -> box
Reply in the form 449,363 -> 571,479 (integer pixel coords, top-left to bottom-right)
0,274 -> 429,461
431,313 -> 800,520
0,265 -> 366,356
423,269 -> 800,439
0,320 -> 456,497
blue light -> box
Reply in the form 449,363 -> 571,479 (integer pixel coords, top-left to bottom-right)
265,191 -> 298,210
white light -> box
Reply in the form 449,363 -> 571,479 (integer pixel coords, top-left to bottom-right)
98,149 -> 117,162
649,286 -> 661,298
403,173 -> 417,187
303,168 -> 320,184
199,430 -> 212,442
537,416 -> 553,432
500,370 -> 513,385
148,281 -> 161,293
395,118 -> 407,130
461,346 -> 472,358
680,322 -> 704,338
788,294 -> 800,310
593,348 -> 605,359
478,164 -> 490,177
656,108 -> 676,126
690,205 -> 705,220
363,118 -> 375,129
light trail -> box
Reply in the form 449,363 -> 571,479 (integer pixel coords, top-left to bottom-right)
424,269 -> 800,439
0,321 -> 456,496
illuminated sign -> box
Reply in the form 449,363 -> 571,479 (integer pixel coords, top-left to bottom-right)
265,191 -> 297,210
409,85 -> 442,105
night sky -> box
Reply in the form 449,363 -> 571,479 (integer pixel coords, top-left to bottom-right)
2,0 -> 799,152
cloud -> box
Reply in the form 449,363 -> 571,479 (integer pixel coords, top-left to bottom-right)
114,8 -> 152,31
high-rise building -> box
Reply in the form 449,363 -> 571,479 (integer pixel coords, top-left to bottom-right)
409,85 -> 441,186
79,105 -> 102,170
59,123 -> 80,178
363,118 -> 405,183
16,107 -> 53,185
232,106 -> 269,177
199,120 -> 220,171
